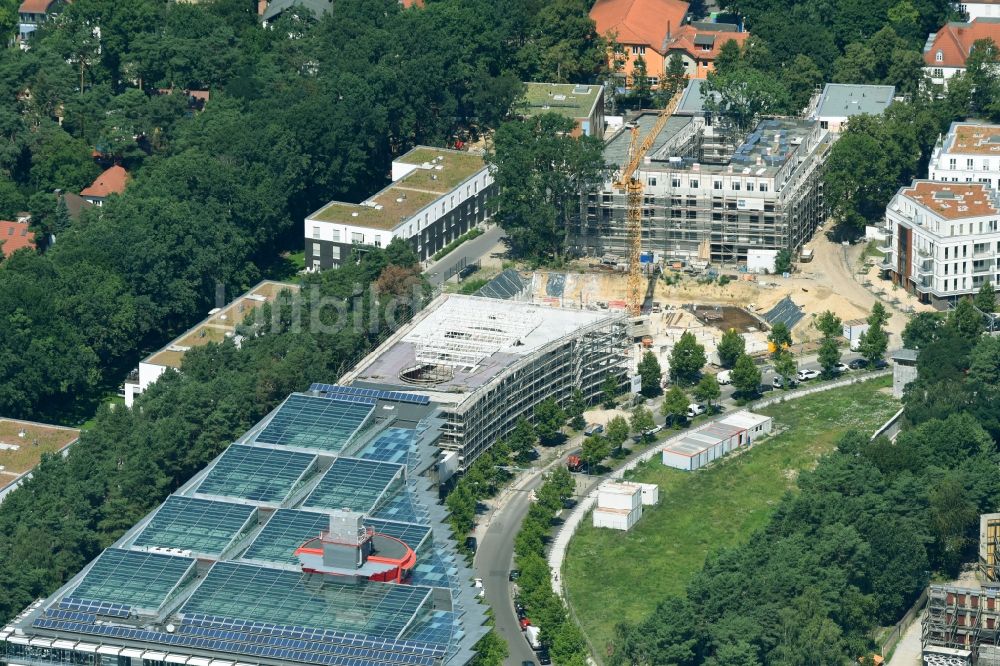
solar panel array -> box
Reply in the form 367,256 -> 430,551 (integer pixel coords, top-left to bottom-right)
57,598 -> 131,619
132,495 -> 257,557
360,429 -> 417,468
256,394 -> 375,453
196,444 -> 317,504
70,549 -> 195,613
303,458 -> 405,513
310,384 -> 431,406
763,296 -> 805,330
180,562 -> 433,639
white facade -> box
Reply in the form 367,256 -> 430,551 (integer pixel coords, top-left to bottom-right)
883,181 -> 1000,303
718,411 -> 773,438
661,422 -> 749,471
593,481 -> 644,530
959,1 -> 1000,20
746,249 -> 778,274
928,122 -> 1000,190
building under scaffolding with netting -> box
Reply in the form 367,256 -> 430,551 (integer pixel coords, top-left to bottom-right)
920,514 -> 1000,666
342,294 -> 629,469
572,105 -> 833,265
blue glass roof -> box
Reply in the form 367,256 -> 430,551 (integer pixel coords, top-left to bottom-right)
360,428 -> 416,468
256,394 -> 375,453
303,458 -> 405,514
68,549 -> 196,613
196,444 -> 317,504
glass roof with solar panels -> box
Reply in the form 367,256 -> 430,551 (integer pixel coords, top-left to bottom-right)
181,562 -> 435,638
302,458 -> 405,513
360,428 -> 416,468
255,394 -> 376,453
131,495 -> 257,558
195,444 -> 317,505
241,509 -> 431,566
67,549 -> 196,614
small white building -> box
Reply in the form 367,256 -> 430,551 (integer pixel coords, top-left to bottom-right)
842,318 -> 869,343
746,249 -> 778,274
593,481 -> 643,531
719,411 -> 773,438
960,0 -> 1000,20
808,83 -> 895,133
661,421 -> 749,471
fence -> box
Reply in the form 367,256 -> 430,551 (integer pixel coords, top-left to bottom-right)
749,368 -> 892,411
879,589 -> 927,658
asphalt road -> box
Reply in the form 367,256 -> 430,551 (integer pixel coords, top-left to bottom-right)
474,353 -> 889,665
425,226 -> 506,287
477,475 -> 549,666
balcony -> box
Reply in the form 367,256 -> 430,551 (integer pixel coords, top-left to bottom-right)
973,261 -> 995,275
916,259 -> 934,276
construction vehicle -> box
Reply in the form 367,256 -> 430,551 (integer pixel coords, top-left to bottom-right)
613,88 -> 685,315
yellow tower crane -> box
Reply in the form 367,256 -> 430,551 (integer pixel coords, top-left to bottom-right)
614,88 -> 685,316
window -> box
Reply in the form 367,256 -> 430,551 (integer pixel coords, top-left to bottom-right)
311,226 -> 319,239
648,77 -> 659,86
760,183 -> 768,192
331,246 -> 341,260
631,45 -> 646,55
647,177 -> 657,186
968,158 -> 975,169
312,242 -> 321,256
374,235 -> 382,248
934,68 -> 944,78
332,229 -> 341,242
312,260 -> 321,271
820,120 -> 828,130
671,177 -> 681,188
352,232 -> 364,244
731,182 -> 741,191
746,182 -> 755,192
690,180 -> 699,189
949,158 -> 957,169
935,50 -> 943,62
713,180 -> 723,190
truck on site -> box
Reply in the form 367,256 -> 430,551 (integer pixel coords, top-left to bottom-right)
524,625 -> 542,650
567,455 -> 583,473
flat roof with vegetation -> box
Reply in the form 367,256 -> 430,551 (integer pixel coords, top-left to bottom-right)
307,147 -> 487,231
0,419 -> 79,480
521,82 -> 602,120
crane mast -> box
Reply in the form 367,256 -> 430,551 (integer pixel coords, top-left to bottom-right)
614,88 -> 685,316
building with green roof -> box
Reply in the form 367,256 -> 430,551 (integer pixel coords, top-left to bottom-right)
520,82 -> 605,139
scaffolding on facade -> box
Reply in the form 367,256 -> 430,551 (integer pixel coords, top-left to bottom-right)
923,585 -> 1000,666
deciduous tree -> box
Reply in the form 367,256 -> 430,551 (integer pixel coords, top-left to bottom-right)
670,331 -> 706,385
717,328 -> 745,369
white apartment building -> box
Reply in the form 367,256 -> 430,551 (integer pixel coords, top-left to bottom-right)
958,0 -> 1000,21
929,122 -> 1000,189
883,180 -> 1000,305
304,146 -> 495,270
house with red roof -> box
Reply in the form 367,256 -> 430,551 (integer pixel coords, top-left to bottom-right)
923,18 -> 1000,87
590,0 -> 691,86
80,165 -> 129,206
664,22 -> 750,79
0,220 -> 36,259
17,0 -> 65,47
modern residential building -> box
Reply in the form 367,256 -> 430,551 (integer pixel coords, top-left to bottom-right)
923,18 -> 1000,87
124,281 -> 299,407
0,387 -> 490,666
520,82 -> 605,139
959,0 -> 1000,20
305,147 -> 494,271
663,22 -> 750,79
806,83 -> 896,133
17,0 -> 64,46
341,294 -> 629,469
80,165 -> 129,206
882,180 -> 1000,305
0,219 -> 35,258
590,0 -> 690,86
573,113 -> 832,264
929,122 -> 1000,189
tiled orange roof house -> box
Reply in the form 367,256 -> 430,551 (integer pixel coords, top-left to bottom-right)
591,0 -> 690,86
80,165 -> 129,206
923,18 -> 1000,87
0,220 -> 36,259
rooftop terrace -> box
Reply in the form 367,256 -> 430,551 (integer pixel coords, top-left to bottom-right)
947,123 -> 1000,155
0,419 -> 79,484
307,147 -> 486,231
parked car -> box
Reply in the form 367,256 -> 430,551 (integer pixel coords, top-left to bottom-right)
873,359 -> 889,369
686,403 -> 706,418
519,617 -> 531,631
522,661 -> 536,666
509,569 -> 521,582
465,536 -> 477,553
848,358 -> 867,370
717,370 -> 732,385
584,423 -> 604,436
797,368 -> 820,381
834,362 -> 850,374
537,650 -> 551,665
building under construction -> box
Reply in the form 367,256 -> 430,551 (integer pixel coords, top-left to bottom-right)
572,100 -> 834,265
921,514 -> 1000,665
341,293 -> 629,469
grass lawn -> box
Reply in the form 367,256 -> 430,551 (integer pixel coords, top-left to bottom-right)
562,376 -> 898,656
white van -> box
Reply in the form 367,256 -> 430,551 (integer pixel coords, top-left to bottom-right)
717,370 -> 732,385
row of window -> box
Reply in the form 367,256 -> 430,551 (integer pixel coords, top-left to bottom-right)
946,158 -> 994,171
644,177 -> 770,192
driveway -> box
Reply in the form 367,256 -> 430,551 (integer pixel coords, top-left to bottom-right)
425,226 -> 506,287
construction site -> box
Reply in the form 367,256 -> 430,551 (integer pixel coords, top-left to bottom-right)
920,514 -> 1000,666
